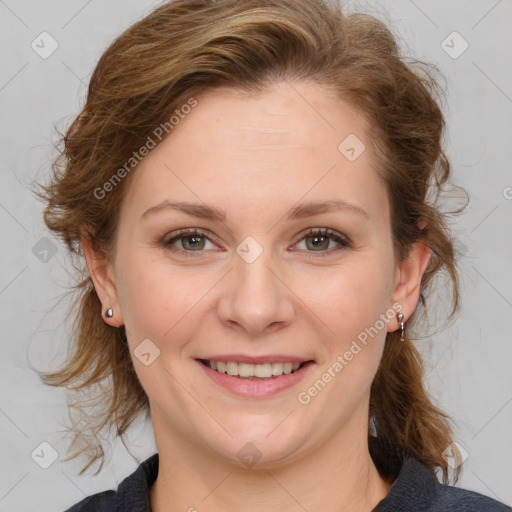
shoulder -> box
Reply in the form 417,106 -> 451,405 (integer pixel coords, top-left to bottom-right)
64,491 -> 116,512
428,484 -> 512,512
401,457 -> 512,511
376,456 -> 512,511
62,453 -> 159,512
370,438 -> 511,512
374,457 -> 512,512
387,457 -> 512,511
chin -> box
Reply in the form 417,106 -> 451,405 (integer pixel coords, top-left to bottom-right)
200,418 -> 308,469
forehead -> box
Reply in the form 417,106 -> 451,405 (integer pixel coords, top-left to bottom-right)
121,81 -> 389,227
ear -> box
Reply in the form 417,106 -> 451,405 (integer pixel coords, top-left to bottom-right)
388,237 -> 431,333
81,232 -> 124,327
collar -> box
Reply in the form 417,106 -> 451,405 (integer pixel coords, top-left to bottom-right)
368,436 -> 442,511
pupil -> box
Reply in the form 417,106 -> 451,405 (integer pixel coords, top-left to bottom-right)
183,235 -> 204,250
307,235 -> 328,251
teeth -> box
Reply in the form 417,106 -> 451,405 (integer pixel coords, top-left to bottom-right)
226,361 -> 238,376
254,363 -> 271,378
239,363 -> 255,377
207,360 -> 302,377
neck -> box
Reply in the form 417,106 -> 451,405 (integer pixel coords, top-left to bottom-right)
150,411 -> 392,512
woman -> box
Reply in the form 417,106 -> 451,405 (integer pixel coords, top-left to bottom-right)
39,0 -> 511,510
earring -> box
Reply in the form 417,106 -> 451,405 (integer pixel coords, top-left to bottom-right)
105,308 -> 113,318
397,312 -> 405,341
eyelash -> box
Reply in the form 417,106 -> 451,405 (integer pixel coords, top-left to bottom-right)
163,227 -> 351,258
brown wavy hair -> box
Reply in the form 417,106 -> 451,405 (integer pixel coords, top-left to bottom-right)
37,0 -> 465,481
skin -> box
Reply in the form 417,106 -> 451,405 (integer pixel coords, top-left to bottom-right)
83,80 -> 430,512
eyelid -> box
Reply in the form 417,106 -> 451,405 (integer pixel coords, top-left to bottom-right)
291,227 -> 352,249
162,228 -> 221,258
163,227 -> 217,245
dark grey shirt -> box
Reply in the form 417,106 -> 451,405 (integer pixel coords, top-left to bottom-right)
64,438 -> 511,511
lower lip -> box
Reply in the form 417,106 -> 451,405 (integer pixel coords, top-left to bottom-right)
195,360 -> 315,399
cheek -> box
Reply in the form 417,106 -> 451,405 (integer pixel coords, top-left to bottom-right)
116,251 -> 181,343
116,250 -> 220,349
298,255 -> 394,389
304,260 -> 392,331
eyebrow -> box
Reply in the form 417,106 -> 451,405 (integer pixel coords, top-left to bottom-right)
140,199 -> 369,222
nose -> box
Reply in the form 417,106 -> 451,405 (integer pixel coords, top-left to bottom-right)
216,249 -> 295,336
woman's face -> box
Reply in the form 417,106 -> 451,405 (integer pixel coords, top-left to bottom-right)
96,81 -> 415,466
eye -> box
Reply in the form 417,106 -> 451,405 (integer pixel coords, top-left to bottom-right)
293,228 -> 351,255
164,229 -> 217,256
162,227 -> 351,258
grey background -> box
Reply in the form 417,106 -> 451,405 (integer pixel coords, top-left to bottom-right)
1,1 -> 511,511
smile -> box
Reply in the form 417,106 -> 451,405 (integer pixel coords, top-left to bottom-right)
196,358 -> 316,398
199,359 -> 303,378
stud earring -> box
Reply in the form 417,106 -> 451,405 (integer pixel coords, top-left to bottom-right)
105,308 -> 113,318
397,312 -> 405,341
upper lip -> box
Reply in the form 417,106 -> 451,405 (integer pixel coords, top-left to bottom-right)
197,354 -> 314,364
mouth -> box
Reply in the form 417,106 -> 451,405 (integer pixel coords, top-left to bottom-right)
197,358 -> 312,380
195,357 -> 315,398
